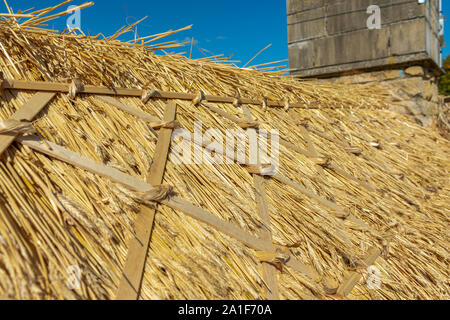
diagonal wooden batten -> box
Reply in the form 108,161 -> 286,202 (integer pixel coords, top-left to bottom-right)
276,109 -> 376,192
160,196 -> 269,251
327,165 -> 376,192
307,127 -> 350,149
17,135 -> 319,283
296,118 -> 376,191
200,103 -> 369,224
202,103 -> 241,123
95,95 -> 160,123
299,124 -> 319,158
202,103 -> 314,157
0,92 -> 56,156
297,123 -> 329,179
242,105 -> 279,300
94,95 -> 159,139
90,96 -> 372,237
115,102 -> 176,300
337,247 -> 381,297
18,135 -> 151,191
272,173 -> 345,214
271,173 -> 372,232
18,134 -> 269,248
304,127 -> 376,192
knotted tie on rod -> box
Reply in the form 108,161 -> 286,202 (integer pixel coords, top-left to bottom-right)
233,91 -> 242,108
141,89 -> 160,104
137,185 -> 174,203
68,78 -> 83,99
0,119 -> 36,135
237,120 -> 260,129
192,90 -> 206,106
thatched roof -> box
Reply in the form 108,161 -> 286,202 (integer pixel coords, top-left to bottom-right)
0,2 -> 448,300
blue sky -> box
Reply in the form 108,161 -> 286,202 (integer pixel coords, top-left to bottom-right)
5,0 -> 289,68
3,1 -> 450,68
442,0 -> 450,59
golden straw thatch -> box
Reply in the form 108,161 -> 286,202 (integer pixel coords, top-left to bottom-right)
0,2 -> 448,300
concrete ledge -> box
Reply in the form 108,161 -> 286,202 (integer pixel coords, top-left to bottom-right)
290,53 -> 443,78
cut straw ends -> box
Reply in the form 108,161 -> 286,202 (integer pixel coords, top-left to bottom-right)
313,155 -> 332,167
243,164 -> 275,176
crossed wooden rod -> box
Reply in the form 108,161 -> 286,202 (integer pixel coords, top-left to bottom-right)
0,80 -> 382,300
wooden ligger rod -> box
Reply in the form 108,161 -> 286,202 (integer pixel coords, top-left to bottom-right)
2,79 -> 315,109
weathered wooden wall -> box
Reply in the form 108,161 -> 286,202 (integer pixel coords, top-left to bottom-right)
287,0 -> 443,77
